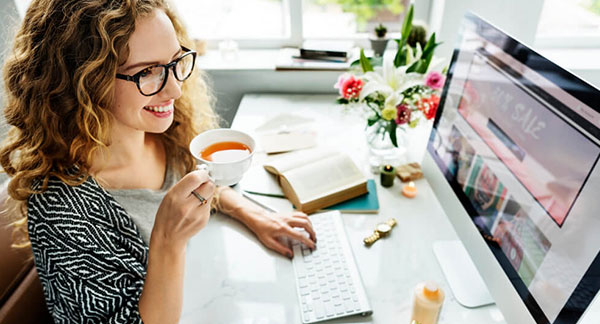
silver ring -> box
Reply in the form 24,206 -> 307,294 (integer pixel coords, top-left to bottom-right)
191,191 -> 208,206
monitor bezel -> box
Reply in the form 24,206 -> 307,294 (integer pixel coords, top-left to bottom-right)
427,11 -> 600,324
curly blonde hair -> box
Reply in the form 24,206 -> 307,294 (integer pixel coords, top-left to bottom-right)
1,0 -> 219,248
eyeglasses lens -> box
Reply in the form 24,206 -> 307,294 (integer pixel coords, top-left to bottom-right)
139,67 -> 166,95
175,54 -> 194,81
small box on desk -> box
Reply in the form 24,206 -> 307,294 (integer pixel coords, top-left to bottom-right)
396,162 -> 423,182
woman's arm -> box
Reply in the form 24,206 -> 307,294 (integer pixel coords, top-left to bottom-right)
138,238 -> 186,324
139,170 -> 215,324
216,187 -> 316,257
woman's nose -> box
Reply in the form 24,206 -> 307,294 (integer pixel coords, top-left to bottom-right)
162,67 -> 183,100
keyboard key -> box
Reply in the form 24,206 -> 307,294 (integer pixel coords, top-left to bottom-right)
314,303 -> 325,319
325,302 -> 335,317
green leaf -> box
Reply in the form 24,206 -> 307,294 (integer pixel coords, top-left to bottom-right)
352,56 -> 383,68
406,33 -> 442,74
370,56 -> 383,67
409,119 -> 419,128
406,59 -> 424,73
419,33 -> 442,73
388,122 -> 398,147
336,97 -> 349,104
359,49 -> 373,73
367,114 -> 379,126
393,39 -> 408,67
401,4 -> 414,42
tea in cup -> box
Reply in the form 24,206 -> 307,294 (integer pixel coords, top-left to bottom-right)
189,128 -> 255,186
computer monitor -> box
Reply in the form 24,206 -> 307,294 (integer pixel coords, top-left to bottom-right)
424,12 -> 600,324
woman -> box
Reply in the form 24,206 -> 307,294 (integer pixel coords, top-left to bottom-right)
0,0 -> 316,323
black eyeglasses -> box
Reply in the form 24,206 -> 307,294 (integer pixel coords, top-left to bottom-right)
116,46 -> 197,96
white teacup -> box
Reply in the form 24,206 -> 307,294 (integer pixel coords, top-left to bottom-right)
189,128 -> 255,186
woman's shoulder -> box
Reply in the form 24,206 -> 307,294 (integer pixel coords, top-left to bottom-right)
29,175 -> 105,206
27,174 -> 146,259
28,175 -> 123,226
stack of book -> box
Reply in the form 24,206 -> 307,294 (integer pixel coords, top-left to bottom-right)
298,48 -> 349,63
275,41 -> 355,71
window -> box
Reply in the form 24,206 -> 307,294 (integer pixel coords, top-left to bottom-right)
535,0 -> 600,48
174,0 -> 287,40
173,0 -> 412,48
302,0 -> 410,39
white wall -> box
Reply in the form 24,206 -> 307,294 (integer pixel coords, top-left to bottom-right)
0,0 -> 19,182
207,70 -> 339,127
429,0 -> 545,60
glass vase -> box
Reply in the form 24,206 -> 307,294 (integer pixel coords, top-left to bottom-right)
365,120 -> 409,173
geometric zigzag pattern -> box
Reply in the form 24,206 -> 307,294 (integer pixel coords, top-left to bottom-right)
28,176 -> 148,323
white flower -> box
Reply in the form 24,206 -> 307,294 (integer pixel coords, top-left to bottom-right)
359,54 -> 424,104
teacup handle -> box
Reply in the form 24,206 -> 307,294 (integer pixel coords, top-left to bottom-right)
196,164 -> 215,183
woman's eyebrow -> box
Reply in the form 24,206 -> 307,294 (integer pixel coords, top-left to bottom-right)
122,47 -> 183,72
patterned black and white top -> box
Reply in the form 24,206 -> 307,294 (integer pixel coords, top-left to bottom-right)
28,176 -> 147,324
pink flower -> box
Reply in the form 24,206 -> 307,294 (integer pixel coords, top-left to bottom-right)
425,71 -> 445,90
395,104 -> 411,125
334,73 -> 363,100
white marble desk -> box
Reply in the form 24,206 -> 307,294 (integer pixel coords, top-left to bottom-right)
179,93 -> 506,324
179,93 -> 562,324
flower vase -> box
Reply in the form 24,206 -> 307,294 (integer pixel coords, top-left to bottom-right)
365,120 -> 409,173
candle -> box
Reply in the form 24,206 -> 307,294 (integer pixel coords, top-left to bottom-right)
380,165 -> 395,188
402,181 -> 418,198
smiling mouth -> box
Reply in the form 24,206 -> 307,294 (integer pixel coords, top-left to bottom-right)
143,102 -> 174,113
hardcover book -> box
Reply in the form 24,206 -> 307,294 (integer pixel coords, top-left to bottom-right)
320,179 -> 379,213
263,148 -> 368,214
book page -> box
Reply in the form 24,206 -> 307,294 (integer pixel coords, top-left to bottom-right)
282,153 -> 366,203
263,148 -> 332,175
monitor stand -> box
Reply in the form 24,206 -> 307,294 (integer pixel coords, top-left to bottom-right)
433,240 -> 495,308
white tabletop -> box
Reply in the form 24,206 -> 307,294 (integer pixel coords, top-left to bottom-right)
179,93 -> 509,324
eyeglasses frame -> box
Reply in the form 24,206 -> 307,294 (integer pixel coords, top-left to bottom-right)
116,45 -> 197,96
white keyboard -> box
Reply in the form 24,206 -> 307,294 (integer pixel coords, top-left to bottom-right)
292,211 -> 372,323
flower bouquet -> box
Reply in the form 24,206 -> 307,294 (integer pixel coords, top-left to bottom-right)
334,5 -> 445,165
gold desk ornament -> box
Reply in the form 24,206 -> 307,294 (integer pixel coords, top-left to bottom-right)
363,218 -> 397,246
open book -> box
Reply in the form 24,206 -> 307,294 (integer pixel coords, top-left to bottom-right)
263,148 -> 368,214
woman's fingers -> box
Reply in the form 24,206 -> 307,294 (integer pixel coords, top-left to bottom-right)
264,237 -> 293,258
189,180 -> 216,207
284,226 -> 315,250
292,211 -> 309,220
288,217 -> 316,243
172,170 -> 213,197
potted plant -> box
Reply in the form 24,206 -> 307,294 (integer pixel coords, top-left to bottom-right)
370,23 -> 389,57
407,23 -> 428,49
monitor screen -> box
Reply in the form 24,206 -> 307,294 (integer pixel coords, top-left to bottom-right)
428,12 -> 600,324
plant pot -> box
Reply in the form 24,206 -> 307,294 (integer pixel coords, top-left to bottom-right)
369,38 -> 389,57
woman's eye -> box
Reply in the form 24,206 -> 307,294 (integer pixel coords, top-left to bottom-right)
138,68 -> 151,78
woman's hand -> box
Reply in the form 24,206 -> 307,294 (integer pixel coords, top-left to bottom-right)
150,169 -> 215,251
249,211 -> 317,258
